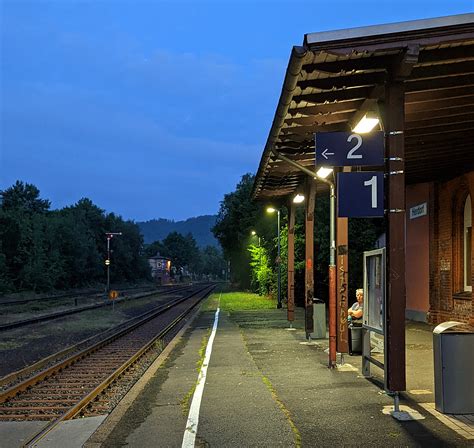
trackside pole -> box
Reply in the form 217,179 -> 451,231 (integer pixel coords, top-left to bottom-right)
287,201 -> 296,326
305,178 -> 316,338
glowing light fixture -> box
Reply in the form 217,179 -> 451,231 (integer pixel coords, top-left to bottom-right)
316,167 -> 333,179
352,112 -> 380,134
266,207 -> 276,213
293,194 -> 305,204
251,230 -> 256,235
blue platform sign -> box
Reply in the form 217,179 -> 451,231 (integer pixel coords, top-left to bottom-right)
337,172 -> 384,218
315,131 -> 384,167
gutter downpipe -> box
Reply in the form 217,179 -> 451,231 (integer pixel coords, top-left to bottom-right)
272,150 -> 337,369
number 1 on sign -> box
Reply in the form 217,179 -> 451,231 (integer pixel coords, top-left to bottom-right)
364,176 -> 377,208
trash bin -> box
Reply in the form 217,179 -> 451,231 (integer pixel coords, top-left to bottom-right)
349,324 -> 362,355
311,299 -> 326,339
433,321 -> 474,414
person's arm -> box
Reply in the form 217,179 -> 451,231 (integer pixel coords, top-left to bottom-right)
352,308 -> 363,319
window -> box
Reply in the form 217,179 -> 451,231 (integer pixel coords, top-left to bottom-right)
464,195 -> 472,292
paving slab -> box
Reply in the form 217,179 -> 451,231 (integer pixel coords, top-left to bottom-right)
33,416 -> 107,448
0,421 -> 45,448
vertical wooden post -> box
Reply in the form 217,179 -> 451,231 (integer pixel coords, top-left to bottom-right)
336,215 -> 349,354
287,201 -> 296,323
385,80 -> 406,392
305,178 -> 317,337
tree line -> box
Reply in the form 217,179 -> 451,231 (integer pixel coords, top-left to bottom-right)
0,181 -> 227,294
212,173 -> 384,304
0,181 -> 150,293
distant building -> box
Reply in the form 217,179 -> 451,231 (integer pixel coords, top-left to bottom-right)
148,253 -> 171,285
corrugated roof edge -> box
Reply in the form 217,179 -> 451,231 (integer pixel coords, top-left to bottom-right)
304,13 -> 474,48
251,46 -> 309,200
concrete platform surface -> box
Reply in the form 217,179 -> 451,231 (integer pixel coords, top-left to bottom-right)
85,306 -> 472,447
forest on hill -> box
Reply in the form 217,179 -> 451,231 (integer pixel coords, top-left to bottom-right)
137,215 -> 218,247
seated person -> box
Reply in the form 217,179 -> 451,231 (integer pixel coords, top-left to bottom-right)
348,289 -> 363,325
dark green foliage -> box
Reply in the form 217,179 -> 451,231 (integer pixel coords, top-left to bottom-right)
1,180 -> 50,214
161,232 -> 199,272
212,173 -> 276,288
0,181 -> 150,293
199,245 -> 226,278
248,244 -> 273,295
144,233 -> 226,280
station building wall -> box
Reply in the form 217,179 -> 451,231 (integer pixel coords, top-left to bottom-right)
422,171 -> 473,325
405,183 -> 430,322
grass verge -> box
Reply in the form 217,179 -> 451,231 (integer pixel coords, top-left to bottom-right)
201,291 -> 277,312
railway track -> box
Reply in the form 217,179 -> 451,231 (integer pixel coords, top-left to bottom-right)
0,284 -> 192,332
0,283 -> 214,445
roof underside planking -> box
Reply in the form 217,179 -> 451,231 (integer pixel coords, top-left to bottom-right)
253,13 -> 474,202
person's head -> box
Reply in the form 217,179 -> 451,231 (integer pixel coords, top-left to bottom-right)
356,289 -> 364,303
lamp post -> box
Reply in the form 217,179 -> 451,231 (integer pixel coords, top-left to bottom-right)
105,232 -> 122,292
267,207 -> 282,309
250,230 -> 261,246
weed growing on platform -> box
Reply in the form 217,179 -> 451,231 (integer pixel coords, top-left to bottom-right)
180,328 -> 211,415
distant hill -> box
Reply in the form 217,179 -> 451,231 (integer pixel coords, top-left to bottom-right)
137,215 -> 219,248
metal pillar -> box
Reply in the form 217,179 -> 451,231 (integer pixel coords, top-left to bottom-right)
384,81 -> 407,392
328,184 -> 337,367
287,201 -> 296,323
277,209 -> 282,309
305,178 -> 316,337
106,237 -> 111,292
336,215 -> 349,354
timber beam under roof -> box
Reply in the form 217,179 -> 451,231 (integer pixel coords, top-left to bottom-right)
253,13 -> 474,202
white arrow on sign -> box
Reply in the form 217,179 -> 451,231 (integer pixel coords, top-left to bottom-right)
322,148 -> 335,160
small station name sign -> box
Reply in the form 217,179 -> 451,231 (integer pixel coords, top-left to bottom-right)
409,202 -> 427,220
315,131 -> 384,167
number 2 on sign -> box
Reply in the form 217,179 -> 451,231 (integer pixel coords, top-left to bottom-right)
347,134 -> 363,159
364,176 -> 377,208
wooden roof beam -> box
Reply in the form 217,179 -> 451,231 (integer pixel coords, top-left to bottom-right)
293,86 -> 372,105
287,99 -> 364,117
301,44 -> 474,74
298,72 -> 386,90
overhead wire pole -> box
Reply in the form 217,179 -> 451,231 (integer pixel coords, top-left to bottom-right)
277,208 -> 282,309
272,149 -> 337,368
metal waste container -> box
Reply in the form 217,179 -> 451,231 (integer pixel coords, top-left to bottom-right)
433,321 -> 474,414
311,299 -> 326,339
349,324 -> 362,355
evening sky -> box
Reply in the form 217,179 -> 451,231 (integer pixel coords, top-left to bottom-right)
1,1 -> 472,220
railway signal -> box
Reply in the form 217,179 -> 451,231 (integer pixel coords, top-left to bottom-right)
105,232 -> 122,293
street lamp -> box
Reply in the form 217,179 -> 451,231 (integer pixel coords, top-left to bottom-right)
250,230 -> 261,246
105,232 -> 122,292
266,207 -> 282,309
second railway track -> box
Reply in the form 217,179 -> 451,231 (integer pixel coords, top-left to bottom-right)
0,284 -> 193,332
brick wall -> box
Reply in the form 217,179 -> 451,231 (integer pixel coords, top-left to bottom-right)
428,171 -> 474,325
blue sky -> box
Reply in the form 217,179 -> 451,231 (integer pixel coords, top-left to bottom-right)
1,1 -> 472,221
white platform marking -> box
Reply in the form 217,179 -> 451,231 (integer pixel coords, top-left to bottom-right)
182,306 -> 220,448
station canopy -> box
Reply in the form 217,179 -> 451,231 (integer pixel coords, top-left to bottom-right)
253,14 -> 474,201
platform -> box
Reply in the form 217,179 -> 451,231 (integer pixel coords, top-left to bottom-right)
80,300 -> 474,447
